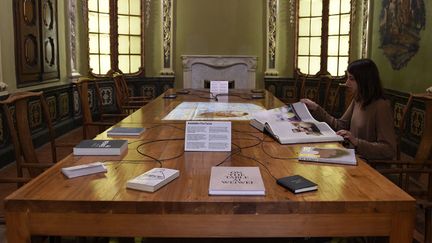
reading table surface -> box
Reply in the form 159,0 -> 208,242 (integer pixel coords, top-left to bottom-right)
5,89 -> 415,242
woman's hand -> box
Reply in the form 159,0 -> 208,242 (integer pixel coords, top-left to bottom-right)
300,98 -> 319,111
336,129 -> 359,148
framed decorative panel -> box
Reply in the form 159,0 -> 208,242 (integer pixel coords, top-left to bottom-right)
14,0 -> 59,87
141,86 -> 156,99
410,108 -> 424,137
393,102 -> 405,128
58,92 -> 69,119
29,100 -> 42,129
46,95 -> 57,121
73,90 -> 80,115
99,87 -> 114,106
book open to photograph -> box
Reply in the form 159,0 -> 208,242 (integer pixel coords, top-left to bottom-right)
126,168 -> 179,192
209,166 -> 265,196
73,140 -> 128,156
298,147 -> 357,165
250,102 -> 343,144
107,127 -> 145,136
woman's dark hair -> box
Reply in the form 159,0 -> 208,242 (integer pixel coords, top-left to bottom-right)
347,58 -> 384,107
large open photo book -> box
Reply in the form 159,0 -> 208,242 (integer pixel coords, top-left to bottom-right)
250,102 -> 343,144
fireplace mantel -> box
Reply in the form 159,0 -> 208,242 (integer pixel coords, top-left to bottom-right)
181,55 -> 257,89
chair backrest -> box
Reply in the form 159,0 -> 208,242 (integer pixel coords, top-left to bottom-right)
112,72 -> 130,113
0,91 -> 56,178
74,77 -> 105,138
397,93 -> 432,162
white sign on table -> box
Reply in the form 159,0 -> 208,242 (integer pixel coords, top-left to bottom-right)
210,81 -> 229,94
184,121 -> 231,152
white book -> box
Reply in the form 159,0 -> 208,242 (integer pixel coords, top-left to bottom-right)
107,127 -> 145,136
73,140 -> 128,156
126,168 -> 180,192
250,102 -> 343,144
298,147 -> 357,165
61,162 -> 107,179
209,166 -> 265,196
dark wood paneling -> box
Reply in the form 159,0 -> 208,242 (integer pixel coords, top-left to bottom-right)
13,0 -> 59,87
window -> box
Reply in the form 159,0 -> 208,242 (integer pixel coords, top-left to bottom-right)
86,0 -> 144,75
296,0 -> 351,76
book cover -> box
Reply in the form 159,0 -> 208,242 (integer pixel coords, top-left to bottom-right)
250,102 -> 343,144
126,168 -> 180,192
107,127 -> 145,136
73,140 -> 128,156
61,162 -> 107,179
209,166 -> 265,196
298,147 -> 357,165
277,175 -> 318,194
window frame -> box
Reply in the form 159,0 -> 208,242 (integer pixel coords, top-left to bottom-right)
294,0 -> 353,78
84,0 -> 146,77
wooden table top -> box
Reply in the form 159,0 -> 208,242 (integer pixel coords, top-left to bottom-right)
5,89 -> 414,215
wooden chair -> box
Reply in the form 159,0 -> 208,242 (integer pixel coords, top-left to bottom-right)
112,72 -> 151,114
0,91 -> 57,186
74,77 -> 127,139
369,93 -> 432,242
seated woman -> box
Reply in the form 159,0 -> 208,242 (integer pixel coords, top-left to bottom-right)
301,59 -> 396,160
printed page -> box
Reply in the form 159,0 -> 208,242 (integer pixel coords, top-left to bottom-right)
210,81 -> 229,94
265,120 -> 343,144
291,102 -> 318,122
184,121 -> 231,151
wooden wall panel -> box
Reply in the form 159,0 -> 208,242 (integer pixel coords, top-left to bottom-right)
13,0 -> 59,87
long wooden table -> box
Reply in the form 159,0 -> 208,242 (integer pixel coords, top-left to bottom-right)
5,89 -> 415,242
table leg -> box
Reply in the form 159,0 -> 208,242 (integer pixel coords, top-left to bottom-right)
389,211 -> 415,243
6,212 -> 30,243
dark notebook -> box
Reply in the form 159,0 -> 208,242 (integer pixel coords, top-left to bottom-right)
73,140 -> 128,156
277,175 -> 318,194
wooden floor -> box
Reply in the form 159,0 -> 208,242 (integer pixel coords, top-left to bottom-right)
0,126 -> 424,243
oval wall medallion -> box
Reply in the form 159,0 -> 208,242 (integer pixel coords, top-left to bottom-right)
379,0 -> 426,70
43,0 -> 54,29
24,34 -> 38,66
44,37 -> 55,66
23,0 -> 36,25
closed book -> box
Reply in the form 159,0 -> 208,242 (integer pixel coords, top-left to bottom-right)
61,162 -> 107,179
73,140 -> 128,156
209,166 -> 265,196
277,175 -> 317,194
126,168 -> 179,192
107,127 -> 145,136
298,147 -> 357,165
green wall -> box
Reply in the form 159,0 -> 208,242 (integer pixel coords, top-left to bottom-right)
370,0 -> 432,93
172,0 -> 265,88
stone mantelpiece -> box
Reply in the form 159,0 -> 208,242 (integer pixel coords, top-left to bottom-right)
181,55 -> 257,89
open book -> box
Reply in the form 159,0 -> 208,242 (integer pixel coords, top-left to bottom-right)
250,102 -> 343,144
298,147 -> 357,165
